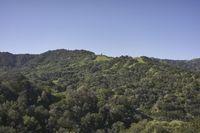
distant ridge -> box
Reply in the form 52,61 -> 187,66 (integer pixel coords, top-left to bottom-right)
1,49 -> 200,72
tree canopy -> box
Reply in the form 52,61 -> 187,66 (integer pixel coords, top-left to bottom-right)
0,49 -> 200,133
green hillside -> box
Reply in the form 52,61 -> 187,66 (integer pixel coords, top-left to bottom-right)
0,49 -> 200,133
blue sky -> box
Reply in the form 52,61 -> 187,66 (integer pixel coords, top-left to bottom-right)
0,0 -> 199,59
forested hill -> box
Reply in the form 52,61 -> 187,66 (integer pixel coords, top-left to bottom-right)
158,58 -> 200,72
0,49 -> 200,133
1,49 -> 200,72
0,49 -> 95,68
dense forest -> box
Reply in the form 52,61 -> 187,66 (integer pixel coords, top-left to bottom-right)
0,49 -> 200,133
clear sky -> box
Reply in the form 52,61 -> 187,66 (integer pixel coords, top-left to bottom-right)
0,0 -> 199,59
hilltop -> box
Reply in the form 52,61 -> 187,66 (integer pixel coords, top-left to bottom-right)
0,49 -> 200,133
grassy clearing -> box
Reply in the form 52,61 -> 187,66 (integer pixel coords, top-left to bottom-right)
95,55 -> 111,62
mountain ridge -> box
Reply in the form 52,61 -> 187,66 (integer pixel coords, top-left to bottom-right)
1,49 -> 200,72
0,49 -> 200,132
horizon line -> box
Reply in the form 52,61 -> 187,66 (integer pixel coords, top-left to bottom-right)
0,48 -> 199,61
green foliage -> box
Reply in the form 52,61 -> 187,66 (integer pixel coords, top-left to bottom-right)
23,115 -> 37,126
0,126 -> 16,133
125,119 -> 200,133
0,49 -> 200,132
